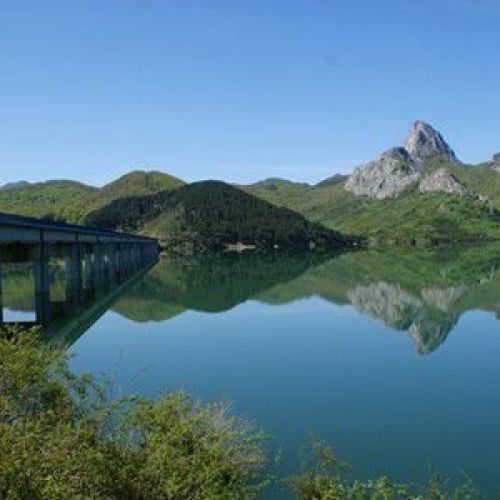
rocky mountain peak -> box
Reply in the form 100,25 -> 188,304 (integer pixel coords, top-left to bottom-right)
404,121 -> 460,164
345,147 -> 420,199
344,121 -> 464,199
379,146 -> 413,163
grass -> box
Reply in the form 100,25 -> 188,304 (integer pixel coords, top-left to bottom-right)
244,161 -> 500,245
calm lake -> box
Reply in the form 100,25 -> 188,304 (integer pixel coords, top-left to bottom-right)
3,245 -> 500,496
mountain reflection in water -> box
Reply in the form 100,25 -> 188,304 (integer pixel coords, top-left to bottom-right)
110,245 -> 500,354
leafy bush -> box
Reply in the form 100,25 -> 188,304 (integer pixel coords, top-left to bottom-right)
0,327 -> 485,498
290,441 -> 478,500
0,327 -> 267,499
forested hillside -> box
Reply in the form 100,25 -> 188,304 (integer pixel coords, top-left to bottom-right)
245,170 -> 500,245
0,171 -> 184,224
0,180 -> 96,222
3,121 -> 500,249
84,181 -> 351,252
86,170 -> 185,212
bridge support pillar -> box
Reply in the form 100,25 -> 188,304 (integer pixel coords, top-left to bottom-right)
32,242 -> 51,325
81,246 -> 93,293
65,243 -> 82,308
92,243 -> 105,297
107,243 -> 118,288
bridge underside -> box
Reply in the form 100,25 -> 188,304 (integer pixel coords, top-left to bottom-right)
0,212 -> 159,326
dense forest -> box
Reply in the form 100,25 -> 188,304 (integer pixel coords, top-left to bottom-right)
84,181 -> 352,252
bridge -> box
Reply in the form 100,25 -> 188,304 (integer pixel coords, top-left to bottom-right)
0,212 -> 159,325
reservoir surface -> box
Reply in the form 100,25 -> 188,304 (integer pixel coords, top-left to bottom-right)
2,245 -> 500,496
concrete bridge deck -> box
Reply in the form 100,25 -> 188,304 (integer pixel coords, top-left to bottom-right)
0,212 -> 159,325
0,211 -> 157,244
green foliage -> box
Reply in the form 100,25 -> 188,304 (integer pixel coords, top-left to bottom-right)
0,327 -> 267,499
243,178 -> 313,207
85,181 -> 350,252
0,171 -> 184,225
86,170 -> 185,213
0,326 -> 490,498
113,251 -> 333,321
2,163 -> 500,248
123,394 -> 267,499
0,180 -> 96,223
315,174 -> 348,188
290,441 -> 478,499
246,172 -> 500,245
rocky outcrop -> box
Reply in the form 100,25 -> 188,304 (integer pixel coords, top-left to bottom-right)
490,153 -> 500,173
404,121 -> 460,165
418,168 -> 471,196
345,121 -> 462,199
345,147 -> 421,199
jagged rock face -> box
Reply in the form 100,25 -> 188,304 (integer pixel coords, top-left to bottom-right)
345,147 -> 421,199
345,121 -> 461,199
404,121 -> 460,165
419,168 -> 470,196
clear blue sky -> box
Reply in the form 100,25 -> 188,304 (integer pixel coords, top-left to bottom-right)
1,0 -> 499,187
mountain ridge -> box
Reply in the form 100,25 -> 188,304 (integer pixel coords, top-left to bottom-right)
1,121 -> 499,248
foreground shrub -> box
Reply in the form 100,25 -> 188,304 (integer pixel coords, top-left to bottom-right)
0,326 -> 484,499
289,441 -> 479,500
0,327 -> 267,499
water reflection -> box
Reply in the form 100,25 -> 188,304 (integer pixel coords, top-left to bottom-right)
3,243 -> 500,353
112,245 -> 500,354
0,242 -> 156,344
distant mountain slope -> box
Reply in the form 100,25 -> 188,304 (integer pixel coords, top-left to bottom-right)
247,122 -> 500,245
0,181 -> 30,191
86,170 -> 185,212
0,170 -> 184,224
315,173 -> 347,188
249,169 -> 500,245
0,180 -> 96,222
243,178 -> 312,207
85,180 -> 352,252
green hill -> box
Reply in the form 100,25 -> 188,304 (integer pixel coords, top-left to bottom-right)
84,181 -> 352,252
86,170 -> 185,212
0,171 -> 184,224
245,162 -> 500,245
0,180 -> 96,222
243,119 -> 500,249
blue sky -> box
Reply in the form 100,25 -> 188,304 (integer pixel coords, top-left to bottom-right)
0,0 -> 499,186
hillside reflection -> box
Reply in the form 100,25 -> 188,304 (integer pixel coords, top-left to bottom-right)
113,245 -> 500,354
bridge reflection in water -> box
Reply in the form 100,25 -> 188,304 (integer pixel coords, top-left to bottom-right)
0,212 -> 159,343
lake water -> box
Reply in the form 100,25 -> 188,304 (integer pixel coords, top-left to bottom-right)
3,245 -> 500,496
